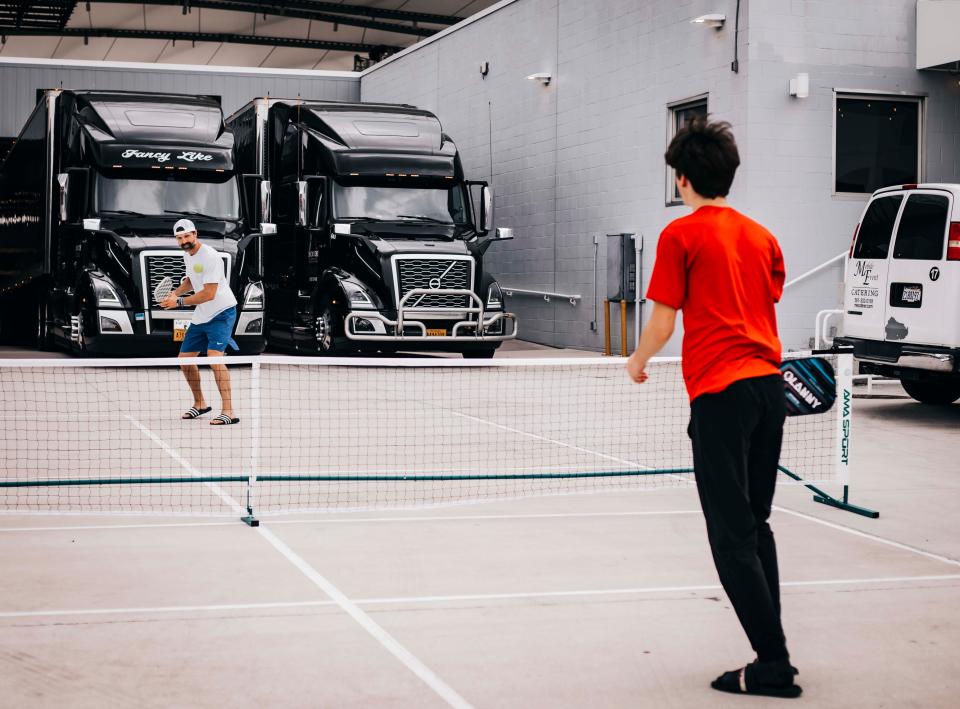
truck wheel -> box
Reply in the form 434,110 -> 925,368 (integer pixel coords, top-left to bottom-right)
462,349 -> 496,359
314,301 -> 344,355
36,295 -> 54,351
900,377 -> 960,405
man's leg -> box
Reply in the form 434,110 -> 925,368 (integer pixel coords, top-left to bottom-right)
207,350 -> 234,418
178,352 -> 206,409
747,375 -> 787,619
689,381 -> 788,663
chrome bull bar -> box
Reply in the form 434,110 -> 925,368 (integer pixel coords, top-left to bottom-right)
344,288 -> 518,341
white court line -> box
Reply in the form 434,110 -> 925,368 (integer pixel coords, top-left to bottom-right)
127,417 -> 471,709
4,573 -> 959,620
124,414 -> 246,516
449,410 -> 693,484
258,525 -> 472,709
773,504 -> 960,568
0,510 -> 703,533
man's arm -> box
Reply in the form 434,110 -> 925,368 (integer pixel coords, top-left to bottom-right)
180,283 -> 218,306
172,277 -> 192,297
161,282 -> 216,309
626,302 -> 677,383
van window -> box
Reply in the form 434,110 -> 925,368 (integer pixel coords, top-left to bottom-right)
853,195 -> 903,259
892,193 -> 949,260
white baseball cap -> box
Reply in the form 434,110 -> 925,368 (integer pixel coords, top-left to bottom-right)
173,218 -> 196,235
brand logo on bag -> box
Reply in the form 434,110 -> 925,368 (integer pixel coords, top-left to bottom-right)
783,370 -> 822,410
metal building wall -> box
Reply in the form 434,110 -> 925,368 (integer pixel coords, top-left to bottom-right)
0,58 -> 359,138
360,0 -> 960,353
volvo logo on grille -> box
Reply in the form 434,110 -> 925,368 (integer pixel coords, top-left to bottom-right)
428,277 -> 443,289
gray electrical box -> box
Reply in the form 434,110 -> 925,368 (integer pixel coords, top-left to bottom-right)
606,233 -> 637,301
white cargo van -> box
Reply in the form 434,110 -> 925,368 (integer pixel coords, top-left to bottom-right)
836,183 -> 960,404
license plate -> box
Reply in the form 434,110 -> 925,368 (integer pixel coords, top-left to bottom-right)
426,328 -> 447,337
902,286 -> 921,303
173,319 -> 190,342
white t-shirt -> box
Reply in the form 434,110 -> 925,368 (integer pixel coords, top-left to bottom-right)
183,243 -> 237,324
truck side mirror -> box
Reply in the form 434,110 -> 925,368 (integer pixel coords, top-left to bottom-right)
495,227 -> 514,240
57,173 -> 69,223
58,168 -> 89,223
305,176 -> 327,228
260,180 -> 272,223
296,180 -> 308,227
243,174 -> 262,225
481,185 -> 494,233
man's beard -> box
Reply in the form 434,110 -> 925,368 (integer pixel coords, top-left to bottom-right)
180,241 -> 196,251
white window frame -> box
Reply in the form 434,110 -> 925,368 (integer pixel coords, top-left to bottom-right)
832,89 -> 926,199
665,94 -> 709,206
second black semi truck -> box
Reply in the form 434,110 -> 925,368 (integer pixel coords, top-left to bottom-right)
0,89 -> 267,354
226,98 -> 516,357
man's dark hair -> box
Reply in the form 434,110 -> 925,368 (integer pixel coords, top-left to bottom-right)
665,116 -> 740,198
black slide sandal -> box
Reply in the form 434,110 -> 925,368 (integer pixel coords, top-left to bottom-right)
182,406 -> 212,420
210,414 -> 240,426
711,662 -> 802,698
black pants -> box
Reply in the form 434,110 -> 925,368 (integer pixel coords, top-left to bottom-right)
688,374 -> 789,663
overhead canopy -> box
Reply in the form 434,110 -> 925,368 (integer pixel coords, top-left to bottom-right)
916,0 -> 960,71
0,1 -> 496,70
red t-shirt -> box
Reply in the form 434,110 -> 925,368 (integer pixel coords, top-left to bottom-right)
646,206 -> 785,401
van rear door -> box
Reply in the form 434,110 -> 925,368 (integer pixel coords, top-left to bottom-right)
843,193 -> 904,340
882,189 -> 952,346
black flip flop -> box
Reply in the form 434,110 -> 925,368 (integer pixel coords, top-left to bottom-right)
711,662 -> 802,698
210,414 -> 240,426
182,406 -> 212,420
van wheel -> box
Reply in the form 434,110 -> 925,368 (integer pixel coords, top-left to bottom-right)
314,301 -> 344,355
900,377 -> 960,405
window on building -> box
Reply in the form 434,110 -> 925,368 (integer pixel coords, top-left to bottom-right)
667,97 -> 708,205
835,94 -> 922,194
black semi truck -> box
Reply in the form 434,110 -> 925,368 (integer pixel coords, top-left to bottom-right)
0,89 -> 266,355
225,98 -> 516,357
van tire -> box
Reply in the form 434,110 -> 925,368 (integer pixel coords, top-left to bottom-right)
900,377 -> 960,405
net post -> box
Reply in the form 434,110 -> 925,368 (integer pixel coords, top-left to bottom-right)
241,360 -> 261,527
784,350 -> 878,519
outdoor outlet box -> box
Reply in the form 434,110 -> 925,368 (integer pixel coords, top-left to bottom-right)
606,233 -> 636,301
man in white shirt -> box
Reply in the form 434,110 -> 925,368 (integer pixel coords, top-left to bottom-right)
160,219 -> 240,426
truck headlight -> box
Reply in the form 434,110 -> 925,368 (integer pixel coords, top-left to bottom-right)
486,282 -> 503,308
91,276 -> 122,308
343,282 -> 375,309
243,281 -> 265,309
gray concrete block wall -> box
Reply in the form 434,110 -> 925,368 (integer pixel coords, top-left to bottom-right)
0,59 -> 359,137
358,0 -> 960,353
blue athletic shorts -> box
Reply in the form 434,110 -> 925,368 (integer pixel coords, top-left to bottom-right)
180,307 -> 239,353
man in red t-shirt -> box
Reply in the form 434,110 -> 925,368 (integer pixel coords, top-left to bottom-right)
626,117 -> 800,698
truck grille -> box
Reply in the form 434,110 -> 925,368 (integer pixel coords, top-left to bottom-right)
144,253 -> 231,308
395,257 -> 473,309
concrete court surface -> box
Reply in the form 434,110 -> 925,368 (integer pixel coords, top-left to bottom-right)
0,384 -> 958,708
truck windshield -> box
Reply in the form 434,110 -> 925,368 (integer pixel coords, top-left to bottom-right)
96,175 -> 240,220
333,184 -> 468,224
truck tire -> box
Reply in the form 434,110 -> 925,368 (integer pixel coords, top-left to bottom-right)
36,294 -> 54,351
900,377 -> 960,405
314,300 -> 345,355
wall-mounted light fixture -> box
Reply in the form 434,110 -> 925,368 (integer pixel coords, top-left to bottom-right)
526,72 -> 551,86
789,73 -> 809,98
691,13 -> 726,29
